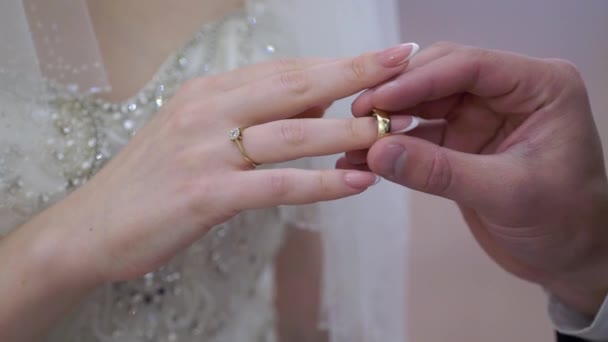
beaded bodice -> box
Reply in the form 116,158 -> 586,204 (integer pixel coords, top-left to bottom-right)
0,3 -> 291,341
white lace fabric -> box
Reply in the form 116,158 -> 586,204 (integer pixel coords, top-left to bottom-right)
0,2 -> 296,341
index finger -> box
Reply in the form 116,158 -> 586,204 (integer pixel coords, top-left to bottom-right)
223,43 -> 420,125
359,46 -> 556,116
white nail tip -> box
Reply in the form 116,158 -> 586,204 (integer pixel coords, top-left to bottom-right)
373,176 -> 382,186
393,117 -> 420,134
392,117 -> 447,134
405,43 -> 420,62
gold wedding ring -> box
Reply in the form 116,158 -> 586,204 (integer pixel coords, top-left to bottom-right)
372,109 -> 391,138
229,127 -> 260,168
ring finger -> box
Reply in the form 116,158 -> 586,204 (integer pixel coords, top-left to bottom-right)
229,118 -> 377,166
227,114 -> 418,167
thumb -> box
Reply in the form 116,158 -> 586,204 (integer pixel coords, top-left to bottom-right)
367,135 -> 524,209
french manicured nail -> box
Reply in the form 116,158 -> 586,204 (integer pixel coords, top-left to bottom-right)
377,144 -> 407,178
377,42 -> 420,68
390,116 -> 420,134
344,171 -> 377,189
391,116 -> 448,134
373,176 -> 382,186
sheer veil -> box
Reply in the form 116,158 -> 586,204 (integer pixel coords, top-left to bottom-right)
0,0 -> 109,232
273,1 -> 410,341
1,0 -> 409,340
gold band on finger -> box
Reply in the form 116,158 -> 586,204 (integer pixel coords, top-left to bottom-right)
229,127 -> 261,168
372,109 -> 391,138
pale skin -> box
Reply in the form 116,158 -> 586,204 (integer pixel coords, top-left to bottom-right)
343,42 -> 608,320
0,1 -> 420,337
87,0 -> 246,102
88,5 -> 328,339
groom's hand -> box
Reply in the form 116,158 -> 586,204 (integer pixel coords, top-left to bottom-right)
341,42 -> 608,318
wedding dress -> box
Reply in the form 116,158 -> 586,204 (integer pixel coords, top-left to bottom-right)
0,0 -> 409,341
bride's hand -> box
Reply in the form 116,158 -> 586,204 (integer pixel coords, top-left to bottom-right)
25,43 -> 420,284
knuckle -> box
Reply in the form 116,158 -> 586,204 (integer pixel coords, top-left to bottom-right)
547,58 -> 584,83
347,55 -> 369,81
548,58 -> 580,74
179,101 -> 202,116
422,150 -> 454,196
343,118 -> 367,144
273,58 -> 302,73
468,47 -> 498,64
544,58 -> 587,99
347,119 -> 359,138
458,47 -> 499,83
431,41 -> 460,52
179,78 -> 201,94
316,170 -> 333,193
169,103 -> 201,130
163,99 -> 211,134
184,179 -> 238,221
278,70 -> 311,95
267,172 -> 291,198
279,120 -> 307,146
183,180 -> 213,210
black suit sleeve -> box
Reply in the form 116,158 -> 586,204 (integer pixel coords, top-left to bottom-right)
557,332 -> 591,341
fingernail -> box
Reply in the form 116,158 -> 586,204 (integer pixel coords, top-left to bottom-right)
344,172 -> 377,190
390,116 -> 420,134
377,144 -> 407,178
377,42 -> 420,68
373,176 -> 382,186
390,116 -> 448,134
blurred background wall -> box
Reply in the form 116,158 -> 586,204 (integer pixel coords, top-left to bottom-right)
397,1 -> 608,341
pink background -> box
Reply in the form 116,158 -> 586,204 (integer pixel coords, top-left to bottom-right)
397,1 -> 608,341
